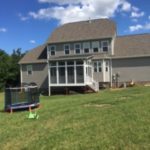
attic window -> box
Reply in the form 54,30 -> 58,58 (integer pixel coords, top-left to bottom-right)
101,41 -> 109,52
49,45 -> 56,56
64,44 -> 70,55
27,65 -> 33,75
83,42 -> 90,53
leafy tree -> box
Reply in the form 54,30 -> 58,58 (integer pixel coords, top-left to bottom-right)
6,48 -> 25,87
0,49 -> 10,90
0,48 -> 25,90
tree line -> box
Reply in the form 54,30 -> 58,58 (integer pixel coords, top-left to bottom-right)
0,48 -> 25,91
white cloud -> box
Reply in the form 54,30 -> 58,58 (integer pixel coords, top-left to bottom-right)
29,40 -> 36,44
29,0 -> 133,24
120,1 -> 131,12
131,11 -> 144,18
129,22 -> 150,32
129,24 -> 143,32
0,28 -> 7,32
18,13 -> 29,21
132,6 -> 139,12
148,16 -> 150,20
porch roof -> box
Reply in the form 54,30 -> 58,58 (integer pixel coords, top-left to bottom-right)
49,54 -> 93,61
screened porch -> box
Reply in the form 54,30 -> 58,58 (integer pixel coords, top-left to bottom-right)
48,59 -> 93,87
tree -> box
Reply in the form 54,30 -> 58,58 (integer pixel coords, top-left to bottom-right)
0,49 -> 10,90
6,48 -> 25,87
0,48 -> 25,90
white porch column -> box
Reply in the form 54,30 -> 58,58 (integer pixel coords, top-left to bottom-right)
56,61 -> 59,85
103,59 -> 105,82
74,61 -> 77,84
84,60 -> 86,84
20,64 -> 23,84
65,61 -> 68,84
48,61 -> 51,96
110,58 -> 113,88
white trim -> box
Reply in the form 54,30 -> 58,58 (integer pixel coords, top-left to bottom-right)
56,62 -> 59,84
74,43 -> 81,54
84,60 -> 86,83
101,40 -> 109,52
92,41 -> 99,53
74,61 -> 77,84
102,60 -> 105,82
50,83 -> 86,87
110,58 -> 113,87
64,44 -> 70,55
48,61 -> 51,96
83,42 -> 90,54
65,61 -> 68,84
20,64 -> 23,84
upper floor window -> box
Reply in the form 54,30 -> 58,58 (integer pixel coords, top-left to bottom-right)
101,41 -> 109,52
74,43 -> 81,54
64,44 -> 70,55
83,42 -> 90,53
92,41 -> 99,53
49,45 -> 56,56
27,65 -> 32,75
93,61 -> 102,72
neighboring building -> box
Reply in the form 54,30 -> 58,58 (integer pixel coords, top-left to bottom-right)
19,19 -> 150,95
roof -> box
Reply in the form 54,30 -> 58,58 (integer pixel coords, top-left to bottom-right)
49,54 -> 93,61
19,45 -> 47,64
114,34 -> 150,58
47,18 -> 116,44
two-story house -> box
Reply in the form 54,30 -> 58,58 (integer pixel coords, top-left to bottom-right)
19,18 -> 150,95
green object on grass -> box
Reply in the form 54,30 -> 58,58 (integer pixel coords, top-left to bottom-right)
28,112 -> 39,119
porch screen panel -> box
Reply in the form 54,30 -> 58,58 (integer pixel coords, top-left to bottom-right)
76,66 -> 84,83
59,67 -> 65,83
50,68 -> 57,83
67,67 -> 74,83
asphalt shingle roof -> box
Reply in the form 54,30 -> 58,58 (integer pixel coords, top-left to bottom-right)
114,34 -> 150,58
47,19 -> 116,44
19,45 -> 47,64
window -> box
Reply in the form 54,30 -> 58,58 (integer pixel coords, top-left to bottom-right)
64,44 -> 70,55
49,45 -> 56,56
83,42 -> 90,53
50,68 -> 57,83
27,65 -> 32,75
101,41 -> 109,52
93,61 -> 102,72
92,41 -> 99,53
74,43 -> 81,54
94,62 -> 97,72
105,61 -> 109,72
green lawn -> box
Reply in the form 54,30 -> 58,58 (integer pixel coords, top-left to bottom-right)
0,86 -> 150,150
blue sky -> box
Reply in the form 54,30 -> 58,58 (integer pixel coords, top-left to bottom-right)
0,0 -> 150,54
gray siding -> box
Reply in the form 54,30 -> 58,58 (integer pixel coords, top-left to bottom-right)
21,63 -> 48,89
112,57 -> 150,82
48,38 -> 112,58
93,72 -> 103,82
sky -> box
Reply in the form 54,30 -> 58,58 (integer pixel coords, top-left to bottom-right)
0,0 -> 150,54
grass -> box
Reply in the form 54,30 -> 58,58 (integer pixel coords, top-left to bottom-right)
0,86 -> 150,150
